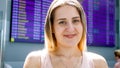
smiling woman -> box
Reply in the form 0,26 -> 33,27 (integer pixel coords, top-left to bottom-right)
23,0 -> 109,68
53,5 -> 83,48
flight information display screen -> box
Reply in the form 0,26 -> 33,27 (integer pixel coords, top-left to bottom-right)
10,0 -> 52,43
82,0 -> 115,47
10,0 -> 115,47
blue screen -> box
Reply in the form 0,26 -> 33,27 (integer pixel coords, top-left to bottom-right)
10,0 -> 52,43
82,0 -> 115,47
10,0 -> 115,47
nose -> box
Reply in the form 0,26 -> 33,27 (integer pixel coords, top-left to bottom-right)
66,23 -> 75,32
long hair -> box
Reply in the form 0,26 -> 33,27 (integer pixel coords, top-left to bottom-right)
44,0 -> 87,52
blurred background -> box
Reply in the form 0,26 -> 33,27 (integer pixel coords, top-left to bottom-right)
0,0 -> 119,68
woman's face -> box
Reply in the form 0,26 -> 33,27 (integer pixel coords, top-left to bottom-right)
53,5 -> 83,48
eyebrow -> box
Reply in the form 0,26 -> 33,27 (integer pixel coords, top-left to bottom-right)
56,18 -> 66,21
72,16 -> 80,19
56,16 -> 80,21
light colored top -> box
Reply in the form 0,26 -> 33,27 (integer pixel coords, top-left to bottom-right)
40,50 -> 94,68
114,59 -> 120,68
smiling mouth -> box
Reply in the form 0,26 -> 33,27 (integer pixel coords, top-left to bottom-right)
64,34 -> 76,38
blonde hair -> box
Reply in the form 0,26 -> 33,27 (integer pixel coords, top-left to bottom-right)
44,0 -> 87,52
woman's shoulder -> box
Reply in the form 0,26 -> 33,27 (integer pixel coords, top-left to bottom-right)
85,52 -> 108,68
85,52 -> 105,59
27,50 -> 42,59
25,49 -> 48,60
23,50 -> 42,68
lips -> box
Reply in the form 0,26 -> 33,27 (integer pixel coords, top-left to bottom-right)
64,34 -> 76,38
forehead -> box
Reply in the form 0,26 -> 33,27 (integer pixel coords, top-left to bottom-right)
54,5 -> 80,19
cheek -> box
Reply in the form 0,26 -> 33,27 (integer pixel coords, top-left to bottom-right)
78,26 -> 83,33
54,27 -> 62,38
77,26 -> 84,39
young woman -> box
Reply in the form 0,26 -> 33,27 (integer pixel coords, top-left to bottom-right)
23,0 -> 108,68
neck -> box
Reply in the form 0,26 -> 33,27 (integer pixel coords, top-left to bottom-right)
55,45 -> 82,58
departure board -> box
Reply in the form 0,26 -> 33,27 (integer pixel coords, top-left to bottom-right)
10,0 -> 115,47
82,0 -> 115,47
10,0 -> 52,43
